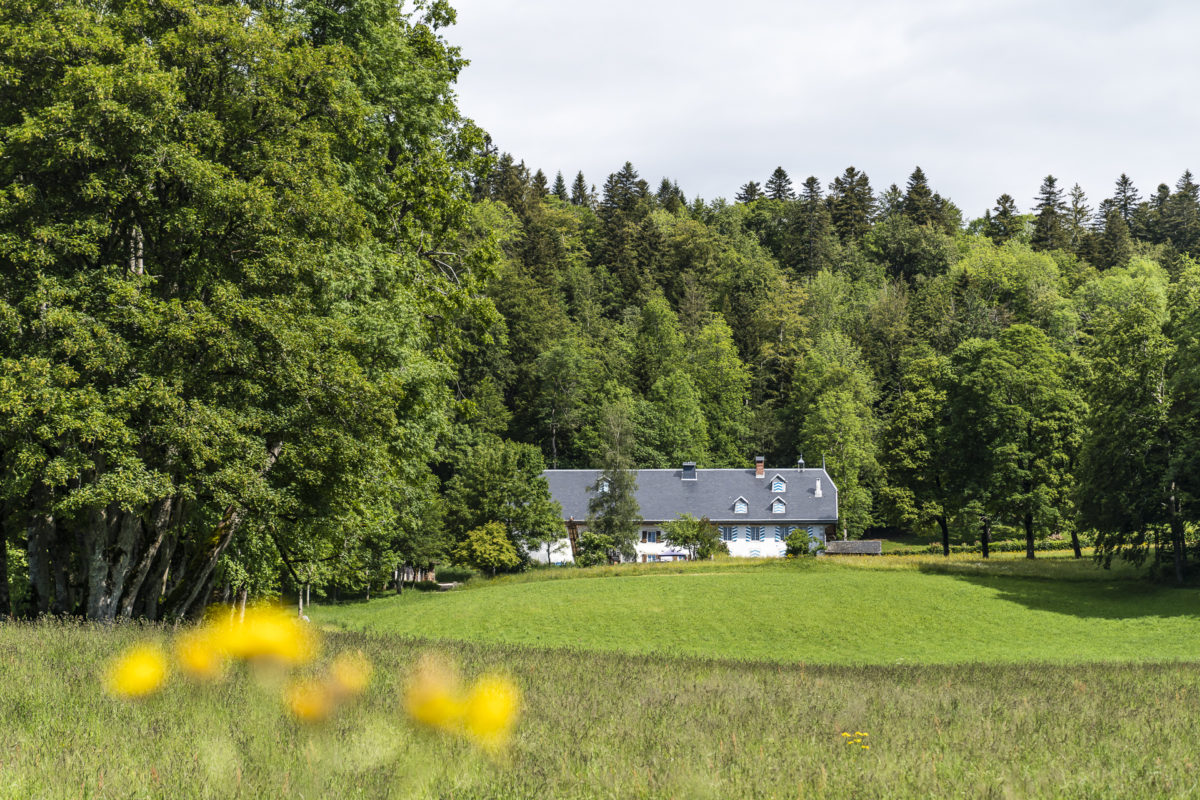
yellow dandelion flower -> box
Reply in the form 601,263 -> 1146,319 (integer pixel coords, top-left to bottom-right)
862,745 -> 870,749
174,629 -> 225,681
329,651 -> 373,698
105,643 -> 168,699
462,676 -> 520,752
841,732 -> 852,737
404,656 -> 466,732
285,678 -> 335,723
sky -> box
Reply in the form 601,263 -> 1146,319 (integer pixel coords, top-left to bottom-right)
443,0 -> 1199,218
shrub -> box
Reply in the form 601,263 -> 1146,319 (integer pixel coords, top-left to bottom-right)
435,566 -> 476,584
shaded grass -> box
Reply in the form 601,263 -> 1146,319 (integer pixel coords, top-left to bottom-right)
316,557 -> 1200,664
0,622 -> 1198,799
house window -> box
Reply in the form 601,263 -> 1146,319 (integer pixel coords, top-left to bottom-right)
598,479 -> 610,494
749,526 -> 764,542
734,498 -> 748,514
720,526 -> 737,542
772,478 -> 786,493
772,499 -> 786,514
647,554 -> 659,562
646,530 -> 659,544
775,525 -> 788,542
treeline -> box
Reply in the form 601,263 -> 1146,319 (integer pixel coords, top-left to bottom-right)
463,156 -> 1200,581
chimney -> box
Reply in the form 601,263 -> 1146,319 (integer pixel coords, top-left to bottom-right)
815,478 -> 823,498
797,454 -> 806,470
755,456 -> 765,478
682,462 -> 696,481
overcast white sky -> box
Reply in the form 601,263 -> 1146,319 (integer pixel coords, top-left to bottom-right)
444,0 -> 1198,218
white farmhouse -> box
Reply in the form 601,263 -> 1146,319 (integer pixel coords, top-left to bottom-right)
536,457 -> 838,563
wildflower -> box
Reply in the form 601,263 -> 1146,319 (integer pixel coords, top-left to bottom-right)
329,650 -> 373,698
862,745 -> 870,749
462,676 -> 521,752
841,732 -> 851,737
404,656 -> 466,732
174,629 -> 225,681
211,605 -> 319,665
285,678 -> 335,723
105,643 -> 168,698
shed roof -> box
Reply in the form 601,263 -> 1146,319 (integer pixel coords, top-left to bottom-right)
543,467 -> 838,524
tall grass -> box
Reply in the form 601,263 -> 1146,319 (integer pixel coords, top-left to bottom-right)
0,622 -> 1197,799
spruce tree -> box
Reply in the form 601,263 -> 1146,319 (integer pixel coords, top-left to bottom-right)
736,180 -> 762,203
569,170 -> 591,207
791,176 -> 835,275
1067,183 -> 1092,253
901,166 -> 938,226
657,178 -> 685,213
1112,173 -> 1142,225
531,168 -> 549,199
765,166 -> 795,201
1031,175 -> 1069,251
1167,169 -> 1200,253
1097,205 -> 1134,269
551,171 -> 569,202
988,193 -> 1020,244
827,166 -> 875,241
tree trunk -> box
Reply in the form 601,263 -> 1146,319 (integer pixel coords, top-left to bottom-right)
0,514 -> 10,618
119,498 -> 174,618
238,588 -> 247,622
1169,484 -> 1186,585
305,583 -> 310,609
981,517 -> 991,559
1069,528 -> 1082,559
1023,511 -> 1035,560
936,515 -> 950,557
26,513 -> 54,616
298,583 -> 304,617
169,440 -> 283,620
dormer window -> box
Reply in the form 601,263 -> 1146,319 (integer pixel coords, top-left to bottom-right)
733,497 -> 748,514
771,497 -> 786,514
771,475 -> 786,493
598,479 -> 610,494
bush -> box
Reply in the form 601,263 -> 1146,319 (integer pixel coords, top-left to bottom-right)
921,537 -> 1092,555
435,566 -> 476,584
413,580 -> 440,592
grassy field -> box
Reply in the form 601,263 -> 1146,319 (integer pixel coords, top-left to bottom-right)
5,557 -> 1199,798
314,555 -> 1200,664
2,622 -> 1199,799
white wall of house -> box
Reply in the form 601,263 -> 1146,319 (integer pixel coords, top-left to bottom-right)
526,523 -> 829,565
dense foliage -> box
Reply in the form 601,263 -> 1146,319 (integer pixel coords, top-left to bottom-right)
469,158 -> 1200,581
2,0 -> 1198,620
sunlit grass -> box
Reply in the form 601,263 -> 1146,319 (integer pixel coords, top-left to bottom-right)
2,622 -> 1198,799
317,556 -> 1199,664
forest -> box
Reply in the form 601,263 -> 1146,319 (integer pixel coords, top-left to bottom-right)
0,0 -> 1198,623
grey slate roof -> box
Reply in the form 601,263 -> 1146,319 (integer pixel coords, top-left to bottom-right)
543,467 -> 838,524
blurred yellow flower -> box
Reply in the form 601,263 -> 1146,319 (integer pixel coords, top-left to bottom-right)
285,678 -> 334,723
174,629 -> 225,681
105,643 -> 168,698
211,605 -> 318,665
329,650 -> 372,698
404,656 -> 465,732
463,676 -> 520,752
841,732 -> 851,737
862,745 -> 870,749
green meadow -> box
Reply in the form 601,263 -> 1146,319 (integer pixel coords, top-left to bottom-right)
4,556 -> 1200,799
314,555 -> 1200,664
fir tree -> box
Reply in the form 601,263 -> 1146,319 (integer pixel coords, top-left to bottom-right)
657,178 -> 686,213
765,166 -> 794,201
1112,173 -> 1142,224
569,171 -> 592,207
988,194 -> 1020,244
1097,205 -> 1134,269
531,168 -> 549,199
827,166 -> 875,242
791,176 -> 835,275
1031,175 -> 1069,251
1066,183 -> 1092,252
551,171 -> 569,202
736,181 -> 762,203
1167,169 -> 1200,253
901,166 -> 938,226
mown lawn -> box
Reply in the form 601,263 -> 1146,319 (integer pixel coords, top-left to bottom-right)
1,622 -> 1199,799
314,555 -> 1200,664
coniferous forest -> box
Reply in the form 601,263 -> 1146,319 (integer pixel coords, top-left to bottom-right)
1,0 -> 1199,623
